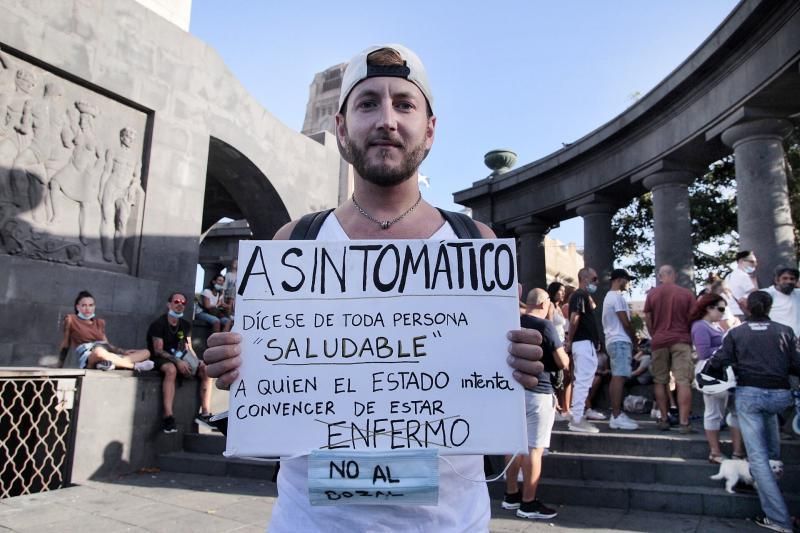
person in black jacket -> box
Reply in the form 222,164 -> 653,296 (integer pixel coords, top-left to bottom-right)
710,291 -> 800,532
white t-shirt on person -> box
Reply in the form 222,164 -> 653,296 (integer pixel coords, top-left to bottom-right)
551,306 -> 566,342
764,286 -> 800,336
602,290 -> 631,345
267,213 -> 491,533
201,288 -> 224,309
726,268 -> 756,316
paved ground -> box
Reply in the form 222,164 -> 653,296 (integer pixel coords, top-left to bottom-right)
0,471 -> 766,533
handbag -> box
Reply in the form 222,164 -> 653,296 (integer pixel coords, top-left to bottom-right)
178,350 -> 200,376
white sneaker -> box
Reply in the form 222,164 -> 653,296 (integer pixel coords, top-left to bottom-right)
568,419 -> 600,433
554,411 -> 572,422
134,360 -> 155,372
609,412 -> 639,430
585,408 -> 606,420
650,408 -> 661,419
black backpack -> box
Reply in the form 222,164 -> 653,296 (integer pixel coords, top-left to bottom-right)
289,208 -> 482,240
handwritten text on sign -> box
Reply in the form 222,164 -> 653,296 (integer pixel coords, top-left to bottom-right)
225,239 -> 527,457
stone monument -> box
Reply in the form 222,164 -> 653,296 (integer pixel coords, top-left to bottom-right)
0,0 -> 340,365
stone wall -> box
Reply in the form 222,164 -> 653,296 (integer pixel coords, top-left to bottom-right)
0,0 -> 340,364
71,370 -> 199,483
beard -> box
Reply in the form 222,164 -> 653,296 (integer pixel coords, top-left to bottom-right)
779,283 -> 795,295
341,132 -> 428,188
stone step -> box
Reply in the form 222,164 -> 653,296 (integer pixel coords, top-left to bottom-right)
158,450 -> 278,480
550,420 -> 800,464
167,433 -> 799,519
541,451 -> 800,491
183,432 -> 226,455
488,478 -> 800,519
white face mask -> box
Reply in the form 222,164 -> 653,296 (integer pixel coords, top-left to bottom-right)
743,265 -> 756,275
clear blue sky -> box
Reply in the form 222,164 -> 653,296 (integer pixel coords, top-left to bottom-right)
189,0 -> 738,249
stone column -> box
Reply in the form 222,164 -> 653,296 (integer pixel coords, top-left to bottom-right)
643,170 -> 695,289
513,221 -> 550,298
722,118 -> 795,288
576,202 -> 615,334
576,202 -> 615,290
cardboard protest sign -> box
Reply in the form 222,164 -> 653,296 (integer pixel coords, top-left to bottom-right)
225,239 -> 527,458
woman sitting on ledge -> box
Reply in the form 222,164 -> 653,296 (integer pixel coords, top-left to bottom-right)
59,290 -> 154,371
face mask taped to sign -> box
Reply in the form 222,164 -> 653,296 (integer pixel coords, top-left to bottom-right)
307,449 -> 521,506
308,449 -> 439,506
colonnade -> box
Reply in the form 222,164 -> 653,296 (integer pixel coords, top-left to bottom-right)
514,117 -> 797,293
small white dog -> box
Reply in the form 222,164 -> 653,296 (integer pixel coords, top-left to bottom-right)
710,458 -> 784,493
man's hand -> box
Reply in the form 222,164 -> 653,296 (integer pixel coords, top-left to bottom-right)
176,360 -> 192,377
507,328 -> 544,389
204,332 -> 242,390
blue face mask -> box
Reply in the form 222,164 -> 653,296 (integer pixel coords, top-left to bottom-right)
587,283 -> 598,294
307,449 -> 439,506
214,284 -> 225,291
168,309 -> 184,319
77,312 -> 95,320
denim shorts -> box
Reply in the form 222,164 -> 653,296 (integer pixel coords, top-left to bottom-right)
76,341 -> 113,368
196,311 -> 232,326
607,341 -> 632,377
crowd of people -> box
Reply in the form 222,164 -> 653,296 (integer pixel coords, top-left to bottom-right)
496,255 -> 799,530
57,267 -> 237,433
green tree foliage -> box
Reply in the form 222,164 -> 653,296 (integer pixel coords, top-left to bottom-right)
612,126 -> 800,285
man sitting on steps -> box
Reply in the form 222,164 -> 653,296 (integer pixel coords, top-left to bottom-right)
146,291 -> 214,433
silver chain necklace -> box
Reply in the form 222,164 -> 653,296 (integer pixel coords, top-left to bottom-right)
351,192 -> 423,230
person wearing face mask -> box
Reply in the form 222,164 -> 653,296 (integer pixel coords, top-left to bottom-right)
196,274 -> 233,333
726,251 -> 759,321
58,290 -> 153,371
644,265 -> 696,433
764,266 -> 800,336
147,291 -> 214,433
564,267 -> 602,433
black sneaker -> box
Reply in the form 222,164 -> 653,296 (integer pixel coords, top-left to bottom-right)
207,411 -> 228,435
501,491 -> 521,510
195,413 -> 214,429
162,416 -> 177,434
517,499 -> 558,519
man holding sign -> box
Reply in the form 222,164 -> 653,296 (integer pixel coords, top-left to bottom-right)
205,44 -> 544,532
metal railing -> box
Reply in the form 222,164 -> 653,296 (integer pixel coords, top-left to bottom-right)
0,369 -> 82,499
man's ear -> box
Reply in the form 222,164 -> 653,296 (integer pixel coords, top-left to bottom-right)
425,115 -> 436,150
335,113 -> 350,162
336,113 -> 349,144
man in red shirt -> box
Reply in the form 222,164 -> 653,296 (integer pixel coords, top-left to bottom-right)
644,265 -> 696,432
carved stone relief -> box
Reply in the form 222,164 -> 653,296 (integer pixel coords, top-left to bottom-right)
0,45 -> 147,272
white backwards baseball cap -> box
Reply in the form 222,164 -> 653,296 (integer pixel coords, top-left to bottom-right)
338,44 -> 433,113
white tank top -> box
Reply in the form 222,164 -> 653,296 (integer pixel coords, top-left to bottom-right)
268,213 -> 491,533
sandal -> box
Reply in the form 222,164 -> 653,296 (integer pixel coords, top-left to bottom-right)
708,453 -> 727,464
732,453 -> 746,460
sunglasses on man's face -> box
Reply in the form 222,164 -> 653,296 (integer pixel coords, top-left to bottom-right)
172,299 -> 187,305
715,306 -> 726,312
